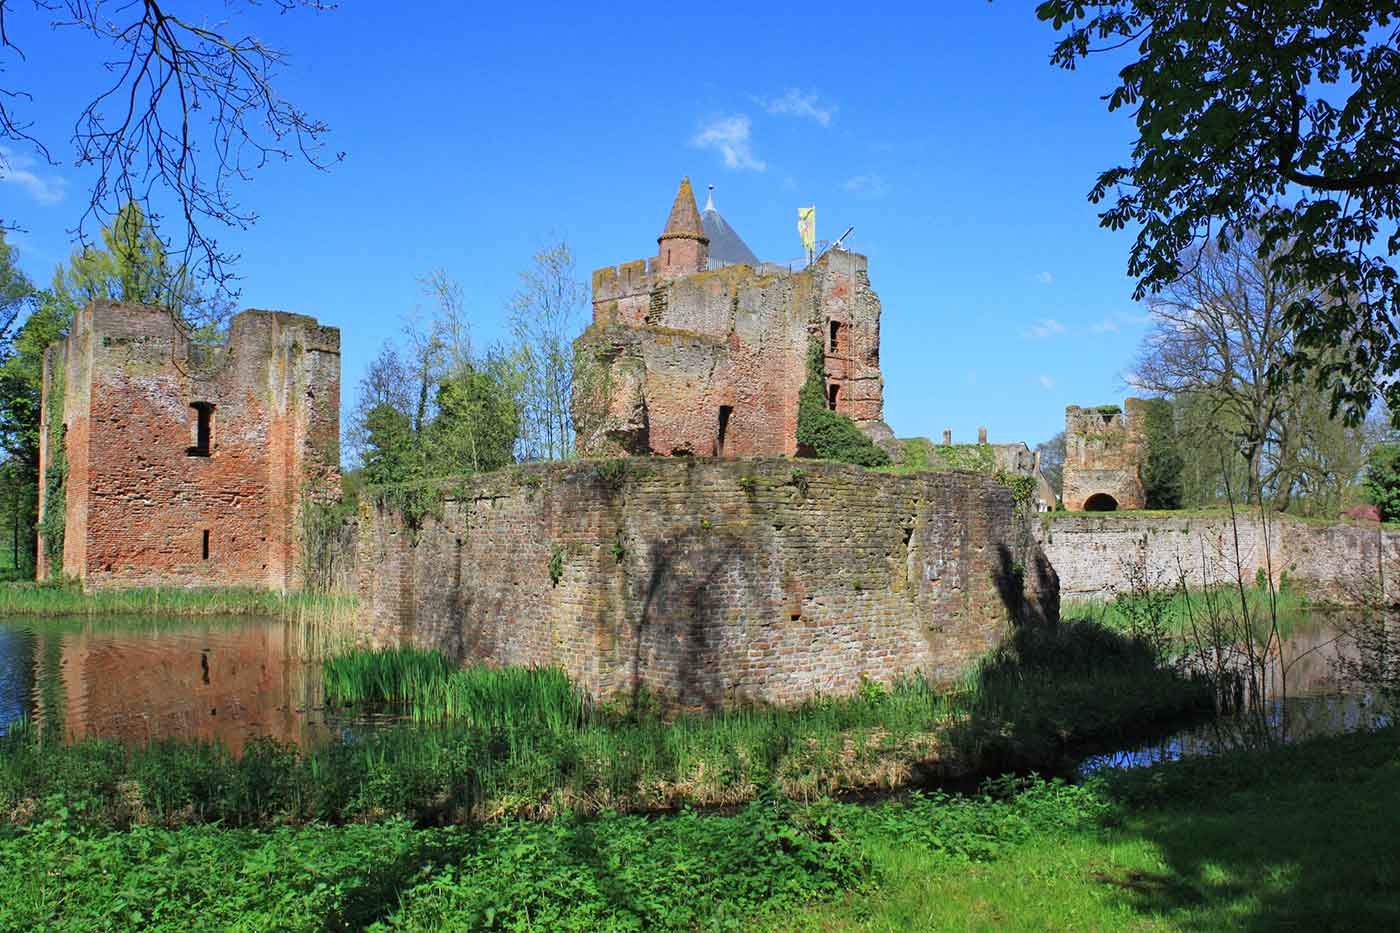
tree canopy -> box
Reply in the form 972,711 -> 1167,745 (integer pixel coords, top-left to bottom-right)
1039,2 -> 1400,422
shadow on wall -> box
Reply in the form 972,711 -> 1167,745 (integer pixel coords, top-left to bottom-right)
628,527 -> 771,711
993,543 -> 1059,628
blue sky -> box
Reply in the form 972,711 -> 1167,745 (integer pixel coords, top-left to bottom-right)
2,1 -> 1151,451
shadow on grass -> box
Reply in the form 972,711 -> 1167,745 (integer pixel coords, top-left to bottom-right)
1094,727 -> 1400,929
947,617 -> 1215,775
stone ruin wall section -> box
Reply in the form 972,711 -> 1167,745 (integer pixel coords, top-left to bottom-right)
38,301 -> 340,590
1041,512 -> 1400,603
356,459 -> 1058,707
576,252 -> 888,460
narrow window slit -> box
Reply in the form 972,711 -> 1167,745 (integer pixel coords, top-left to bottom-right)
717,405 -> 733,455
827,383 -> 840,411
188,402 -> 214,457
201,529 -> 210,561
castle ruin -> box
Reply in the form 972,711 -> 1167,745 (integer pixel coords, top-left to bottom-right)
37,300 -> 341,589
573,178 -> 892,458
1061,399 -> 1147,511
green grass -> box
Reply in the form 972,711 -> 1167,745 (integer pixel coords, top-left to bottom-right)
1,726 -> 1395,930
781,726 -> 1400,931
0,582 -> 356,618
1063,581 -> 1313,640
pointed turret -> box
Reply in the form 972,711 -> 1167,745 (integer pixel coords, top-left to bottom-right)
700,184 -> 759,267
657,177 -> 709,276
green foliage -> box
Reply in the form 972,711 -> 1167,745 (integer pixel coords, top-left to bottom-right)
423,369 -> 519,476
51,202 -> 221,326
361,403 -> 420,487
594,457 -> 631,490
788,467 -> 809,497
548,543 -> 566,586
610,529 -> 627,563
796,338 -> 890,467
1141,397 -> 1184,510
1039,2 -> 1400,424
0,792 -> 870,932
1364,442 -> 1400,522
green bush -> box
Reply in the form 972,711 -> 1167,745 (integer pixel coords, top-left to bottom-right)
796,338 -> 890,467
1364,442 -> 1400,521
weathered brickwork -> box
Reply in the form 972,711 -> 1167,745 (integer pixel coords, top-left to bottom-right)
574,179 -> 892,459
1041,512 -> 1400,603
356,459 -> 1058,707
1062,399 -> 1147,511
36,301 -> 340,590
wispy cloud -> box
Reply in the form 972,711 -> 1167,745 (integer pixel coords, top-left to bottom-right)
691,115 -> 766,172
843,173 -> 887,197
1036,271 -> 1054,286
756,89 -> 836,127
1039,374 -> 1055,389
1090,310 -> 1151,334
1021,318 -> 1066,340
0,145 -> 66,205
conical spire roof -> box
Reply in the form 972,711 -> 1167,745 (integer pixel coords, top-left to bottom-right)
658,177 -> 708,243
700,185 -> 759,267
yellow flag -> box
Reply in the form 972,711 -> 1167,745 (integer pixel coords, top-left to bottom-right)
797,206 -> 816,253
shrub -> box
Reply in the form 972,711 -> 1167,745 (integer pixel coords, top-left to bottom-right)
796,339 -> 890,467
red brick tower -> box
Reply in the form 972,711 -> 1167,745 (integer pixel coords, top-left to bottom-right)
656,177 -> 709,276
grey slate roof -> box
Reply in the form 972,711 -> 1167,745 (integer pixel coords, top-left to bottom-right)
700,187 -> 760,267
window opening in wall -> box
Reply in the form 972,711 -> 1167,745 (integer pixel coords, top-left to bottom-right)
201,529 -> 210,560
717,405 -> 734,455
827,383 -> 840,411
829,320 -> 842,354
189,402 -> 214,457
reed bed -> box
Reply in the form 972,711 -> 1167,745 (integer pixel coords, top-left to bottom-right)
1062,580 -> 1312,640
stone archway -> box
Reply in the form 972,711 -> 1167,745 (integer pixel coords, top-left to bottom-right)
1083,492 -> 1119,512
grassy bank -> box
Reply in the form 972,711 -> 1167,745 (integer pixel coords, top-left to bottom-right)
1,726 -> 1395,930
0,620 -> 1212,828
0,581 -> 357,623
1063,580 -> 1313,641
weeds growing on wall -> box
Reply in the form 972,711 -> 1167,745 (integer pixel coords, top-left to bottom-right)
796,338 -> 890,467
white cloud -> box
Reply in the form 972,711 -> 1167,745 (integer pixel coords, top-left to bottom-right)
691,115 -> 766,172
0,145 -> 66,205
843,173 -> 887,197
1039,374 -> 1055,389
757,89 -> 836,127
1036,271 -> 1054,286
1090,310 -> 1151,334
1021,318 -> 1066,340
1090,318 -> 1119,334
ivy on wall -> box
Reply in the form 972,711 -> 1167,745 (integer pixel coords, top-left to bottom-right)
38,354 -> 66,580
795,338 -> 890,467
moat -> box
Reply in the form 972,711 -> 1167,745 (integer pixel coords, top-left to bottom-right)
0,613 -> 1386,774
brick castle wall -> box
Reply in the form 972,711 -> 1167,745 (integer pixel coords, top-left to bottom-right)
37,301 -> 340,590
356,458 -> 1058,707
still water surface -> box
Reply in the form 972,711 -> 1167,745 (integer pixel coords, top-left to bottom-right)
0,613 -> 1386,770
0,616 -> 378,753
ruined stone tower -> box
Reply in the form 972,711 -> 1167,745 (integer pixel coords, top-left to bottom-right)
36,301 -> 341,590
573,178 -> 892,458
1061,399 -> 1147,511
